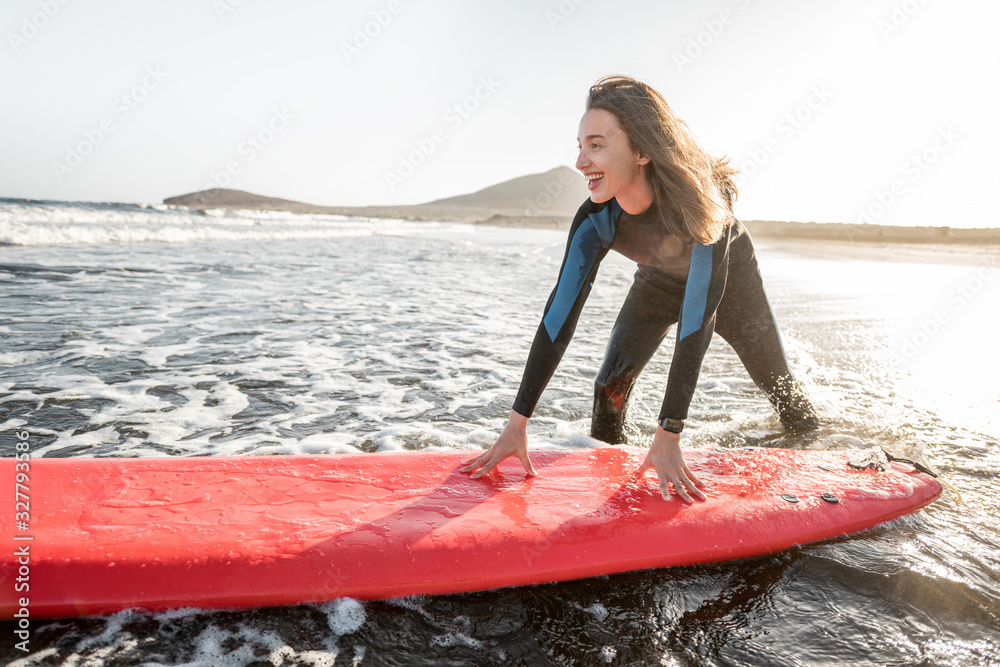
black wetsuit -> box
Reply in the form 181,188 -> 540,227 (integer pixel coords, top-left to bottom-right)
511,197 -> 817,442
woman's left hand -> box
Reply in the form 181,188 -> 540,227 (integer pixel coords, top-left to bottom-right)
638,427 -> 706,503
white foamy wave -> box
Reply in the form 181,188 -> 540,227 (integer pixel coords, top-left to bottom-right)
430,632 -> 483,649
5,608 -> 344,667
319,598 -> 366,635
0,200 -> 449,246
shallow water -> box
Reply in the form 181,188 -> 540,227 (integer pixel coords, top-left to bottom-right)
1,200 -> 998,666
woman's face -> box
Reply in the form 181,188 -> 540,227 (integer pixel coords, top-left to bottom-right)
576,108 -> 650,206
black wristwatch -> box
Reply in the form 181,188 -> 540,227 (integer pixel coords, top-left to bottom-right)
660,417 -> 684,433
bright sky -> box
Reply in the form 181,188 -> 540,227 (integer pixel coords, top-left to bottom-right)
2,0 -> 997,228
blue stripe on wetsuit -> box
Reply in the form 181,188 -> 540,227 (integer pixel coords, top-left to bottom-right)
678,243 -> 714,340
542,200 -> 620,341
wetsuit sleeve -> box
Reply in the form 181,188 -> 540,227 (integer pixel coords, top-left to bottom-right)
512,203 -> 615,418
658,224 -> 734,422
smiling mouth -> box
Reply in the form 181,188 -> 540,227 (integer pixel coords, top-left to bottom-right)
585,173 -> 604,190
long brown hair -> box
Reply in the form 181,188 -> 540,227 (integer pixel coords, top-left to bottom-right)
586,75 -> 738,244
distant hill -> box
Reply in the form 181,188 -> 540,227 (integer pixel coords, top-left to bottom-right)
164,189 -> 309,211
161,170 -> 1000,243
163,166 -> 590,229
420,166 -> 587,215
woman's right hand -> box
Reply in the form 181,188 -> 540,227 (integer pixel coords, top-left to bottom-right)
460,410 -> 537,478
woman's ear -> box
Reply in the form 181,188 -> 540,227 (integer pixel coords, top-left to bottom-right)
637,154 -> 651,166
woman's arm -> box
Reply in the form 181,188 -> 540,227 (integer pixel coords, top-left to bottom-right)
512,199 -> 616,418
637,225 -> 733,502
659,224 -> 733,423
462,199 -> 618,478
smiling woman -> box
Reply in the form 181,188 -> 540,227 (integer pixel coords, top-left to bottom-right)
461,75 -> 819,500
581,76 -> 736,244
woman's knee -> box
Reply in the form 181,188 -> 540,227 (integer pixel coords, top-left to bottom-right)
593,370 -> 633,415
591,372 -> 634,444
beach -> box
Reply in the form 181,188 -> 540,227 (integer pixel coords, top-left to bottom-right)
1,199 -> 998,665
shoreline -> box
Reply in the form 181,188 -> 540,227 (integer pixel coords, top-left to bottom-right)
197,201 -> 1000,244
169,199 -> 1000,245
4,195 -> 999,244
320,207 -> 1000,245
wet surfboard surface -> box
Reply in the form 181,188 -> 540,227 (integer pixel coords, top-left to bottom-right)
0,447 -> 941,619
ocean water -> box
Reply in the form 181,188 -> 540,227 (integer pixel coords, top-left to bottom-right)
1,199 -> 998,666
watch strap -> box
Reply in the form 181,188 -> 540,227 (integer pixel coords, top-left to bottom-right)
660,417 -> 684,433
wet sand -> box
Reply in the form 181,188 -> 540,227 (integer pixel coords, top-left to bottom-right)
743,219 -> 1000,247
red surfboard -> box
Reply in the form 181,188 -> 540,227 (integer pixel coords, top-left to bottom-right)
1,447 -> 941,619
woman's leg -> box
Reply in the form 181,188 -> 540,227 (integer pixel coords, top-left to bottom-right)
592,270 -> 682,443
714,265 -> 818,431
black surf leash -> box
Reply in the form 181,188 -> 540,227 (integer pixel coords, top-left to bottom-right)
848,447 -> 960,503
882,450 -> 939,478
847,447 -> 937,477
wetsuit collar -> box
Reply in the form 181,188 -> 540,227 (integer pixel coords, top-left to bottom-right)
623,202 -> 659,226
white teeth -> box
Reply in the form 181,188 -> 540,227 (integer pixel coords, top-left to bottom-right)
586,174 -> 604,182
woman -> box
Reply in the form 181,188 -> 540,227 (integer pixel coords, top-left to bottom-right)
461,76 -> 818,502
